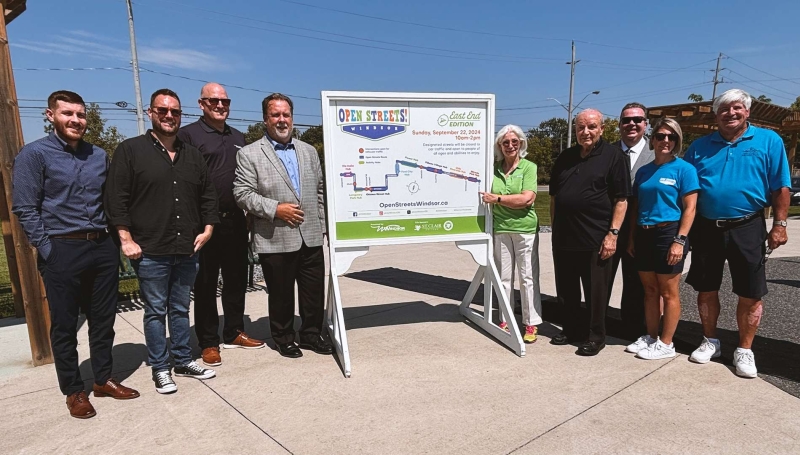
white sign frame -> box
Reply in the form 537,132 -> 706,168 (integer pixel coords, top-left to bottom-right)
321,91 -> 524,377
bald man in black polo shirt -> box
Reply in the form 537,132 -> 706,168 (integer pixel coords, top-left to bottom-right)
549,109 -> 631,356
178,83 -> 265,367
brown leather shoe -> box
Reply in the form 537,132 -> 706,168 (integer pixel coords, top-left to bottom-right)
202,346 -> 222,366
222,332 -> 266,350
93,378 -> 140,399
66,391 -> 96,419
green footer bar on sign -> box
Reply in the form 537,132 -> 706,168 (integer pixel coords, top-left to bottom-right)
336,216 -> 485,240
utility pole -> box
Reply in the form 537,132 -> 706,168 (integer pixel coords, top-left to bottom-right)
566,41 -> 577,148
712,52 -> 723,101
125,0 -> 146,135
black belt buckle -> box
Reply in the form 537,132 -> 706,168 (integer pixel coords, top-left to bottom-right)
714,212 -> 756,228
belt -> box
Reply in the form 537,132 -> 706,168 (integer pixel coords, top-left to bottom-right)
711,212 -> 760,228
640,222 -> 675,230
50,230 -> 108,240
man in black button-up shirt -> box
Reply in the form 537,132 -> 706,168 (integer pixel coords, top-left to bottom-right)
549,109 -> 631,356
178,83 -> 265,367
106,89 -> 219,393
12,90 -> 140,418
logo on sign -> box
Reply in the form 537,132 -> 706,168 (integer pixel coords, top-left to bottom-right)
336,105 -> 410,140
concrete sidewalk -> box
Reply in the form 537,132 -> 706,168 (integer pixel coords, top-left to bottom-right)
1,220 -> 799,454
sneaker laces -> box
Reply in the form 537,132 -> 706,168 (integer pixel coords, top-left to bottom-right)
737,350 -> 755,365
155,370 -> 172,384
184,362 -> 205,374
525,326 -> 536,335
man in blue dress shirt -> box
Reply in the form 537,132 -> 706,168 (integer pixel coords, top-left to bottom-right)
12,91 -> 139,419
683,88 -> 791,378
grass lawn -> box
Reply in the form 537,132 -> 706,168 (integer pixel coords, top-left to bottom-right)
534,191 -> 551,227
789,206 -> 800,217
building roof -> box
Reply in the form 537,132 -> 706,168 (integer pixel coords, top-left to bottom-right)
647,100 -> 800,135
4,0 -> 27,24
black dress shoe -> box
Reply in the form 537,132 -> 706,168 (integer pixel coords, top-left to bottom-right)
577,341 -> 606,356
298,337 -> 333,355
276,342 -> 303,358
551,333 -> 570,346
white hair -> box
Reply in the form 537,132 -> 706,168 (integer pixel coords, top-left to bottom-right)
494,124 -> 528,161
575,108 -> 603,124
713,88 -> 752,113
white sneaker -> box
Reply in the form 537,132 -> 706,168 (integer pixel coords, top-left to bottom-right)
733,348 -> 758,378
625,335 -> 655,353
690,337 -> 721,364
636,338 -> 676,360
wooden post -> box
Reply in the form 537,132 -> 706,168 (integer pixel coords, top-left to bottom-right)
0,2 -> 53,365
0,173 -> 23,317
788,132 -> 798,173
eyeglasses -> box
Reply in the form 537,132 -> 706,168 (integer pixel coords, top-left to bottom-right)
621,116 -> 646,125
201,97 -> 231,107
151,107 -> 182,117
501,139 -> 520,147
653,132 -> 679,142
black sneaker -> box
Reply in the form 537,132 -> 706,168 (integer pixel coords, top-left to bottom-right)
153,370 -> 177,394
174,361 -> 216,380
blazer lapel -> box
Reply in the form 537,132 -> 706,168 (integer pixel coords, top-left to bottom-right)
260,138 -> 300,201
296,143 -> 308,197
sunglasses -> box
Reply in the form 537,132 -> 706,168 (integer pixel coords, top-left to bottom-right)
201,97 -> 231,107
621,116 -> 646,125
152,107 -> 182,117
653,132 -> 679,141
501,139 -> 520,147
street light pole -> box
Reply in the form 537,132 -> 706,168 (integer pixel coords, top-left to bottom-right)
566,41 -> 576,148
547,90 -> 599,150
125,0 -> 146,135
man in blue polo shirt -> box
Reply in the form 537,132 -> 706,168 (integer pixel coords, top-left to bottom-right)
683,88 -> 791,378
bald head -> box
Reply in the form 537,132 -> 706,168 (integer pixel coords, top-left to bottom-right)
574,108 -> 604,152
198,82 -> 230,130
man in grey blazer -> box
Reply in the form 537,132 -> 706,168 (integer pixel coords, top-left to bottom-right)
233,93 -> 331,358
610,102 -> 655,340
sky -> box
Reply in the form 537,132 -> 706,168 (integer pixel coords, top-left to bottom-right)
10,0 -> 800,144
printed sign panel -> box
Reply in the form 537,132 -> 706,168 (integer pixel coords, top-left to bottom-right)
323,94 -> 492,242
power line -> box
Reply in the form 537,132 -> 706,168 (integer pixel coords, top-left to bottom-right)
725,69 -> 798,98
14,67 -> 129,72
725,55 -> 800,88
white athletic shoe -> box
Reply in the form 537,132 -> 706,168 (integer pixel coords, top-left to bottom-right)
733,348 -> 758,378
690,337 -> 721,364
625,335 -> 655,354
636,338 -> 677,360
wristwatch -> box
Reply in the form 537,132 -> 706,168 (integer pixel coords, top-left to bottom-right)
608,228 -> 619,236
773,220 -> 788,227
673,234 -> 687,246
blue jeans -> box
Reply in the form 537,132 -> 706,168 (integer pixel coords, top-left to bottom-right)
132,254 -> 199,372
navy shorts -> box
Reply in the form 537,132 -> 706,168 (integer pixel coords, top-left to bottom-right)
634,221 -> 689,275
685,215 -> 768,299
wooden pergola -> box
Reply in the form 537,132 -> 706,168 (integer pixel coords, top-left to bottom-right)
1,0 -> 54,366
647,100 -> 800,170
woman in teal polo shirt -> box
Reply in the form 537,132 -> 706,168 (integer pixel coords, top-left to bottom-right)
480,124 -> 542,343
625,118 -> 699,360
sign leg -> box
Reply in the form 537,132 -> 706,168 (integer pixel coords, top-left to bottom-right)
326,270 -> 351,377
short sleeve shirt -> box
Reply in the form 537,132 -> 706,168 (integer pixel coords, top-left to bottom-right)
633,158 -> 699,225
550,139 -> 631,251
683,124 -> 791,220
491,159 -> 538,234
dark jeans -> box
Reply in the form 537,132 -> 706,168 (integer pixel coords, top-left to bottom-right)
553,248 -> 614,343
258,244 -> 325,345
194,213 -> 249,348
131,254 -> 198,372
609,217 -> 646,338
37,235 -> 119,396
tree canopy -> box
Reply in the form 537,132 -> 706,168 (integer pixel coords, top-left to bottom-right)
43,103 -> 126,157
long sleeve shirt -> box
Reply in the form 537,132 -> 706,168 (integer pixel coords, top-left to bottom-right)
105,132 -> 219,255
11,132 -> 108,259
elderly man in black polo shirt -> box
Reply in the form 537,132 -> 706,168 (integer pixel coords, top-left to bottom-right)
178,83 -> 265,368
549,109 -> 631,356
106,88 -> 220,394
13,90 -> 140,419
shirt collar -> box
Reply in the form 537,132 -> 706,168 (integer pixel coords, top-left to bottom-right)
148,130 -> 185,152
620,137 -> 646,155
266,133 -> 294,150
711,122 -> 755,144
587,138 -> 606,157
48,131 -> 80,153
199,117 -> 230,135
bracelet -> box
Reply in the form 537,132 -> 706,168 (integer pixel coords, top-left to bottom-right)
672,236 -> 687,246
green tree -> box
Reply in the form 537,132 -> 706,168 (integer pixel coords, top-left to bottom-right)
790,96 -> 800,111
602,118 -> 620,143
244,122 -> 266,145
43,103 -> 125,157
687,93 -> 704,102
757,94 -> 773,104
299,124 -> 325,167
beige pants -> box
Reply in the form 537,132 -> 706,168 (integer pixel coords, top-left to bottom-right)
494,232 -> 543,326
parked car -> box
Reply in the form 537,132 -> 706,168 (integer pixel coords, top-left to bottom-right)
791,176 -> 800,206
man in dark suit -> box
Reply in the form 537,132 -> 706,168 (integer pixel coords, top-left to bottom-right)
233,93 -> 331,358
610,102 -> 654,340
